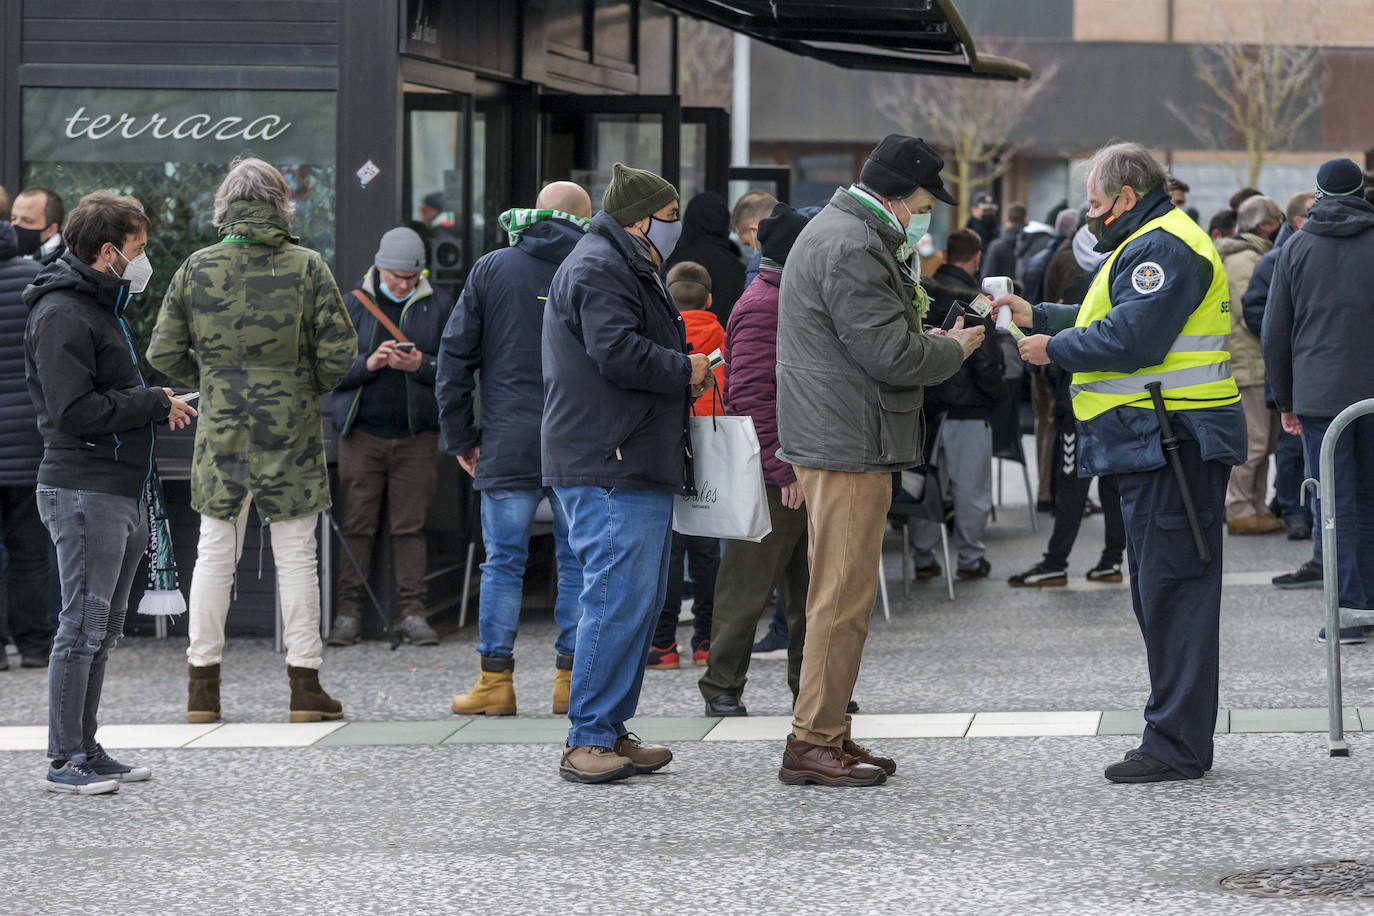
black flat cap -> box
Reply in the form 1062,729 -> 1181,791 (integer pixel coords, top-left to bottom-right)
860,134 -> 957,206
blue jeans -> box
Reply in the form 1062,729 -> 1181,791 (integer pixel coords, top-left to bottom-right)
1301,415 -> 1374,609
1273,428 -> 1309,523
556,486 -> 674,748
38,487 -> 147,761
477,488 -> 580,659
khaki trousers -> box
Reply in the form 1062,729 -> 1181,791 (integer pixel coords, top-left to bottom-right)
791,466 -> 891,747
1226,385 -> 1278,521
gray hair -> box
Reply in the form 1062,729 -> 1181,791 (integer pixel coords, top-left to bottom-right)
213,157 -> 295,227
1085,142 -> 1167,201
1054,208 -> 1079,237
1237,195 -> 1281,235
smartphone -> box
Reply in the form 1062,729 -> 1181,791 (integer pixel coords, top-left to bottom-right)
395,342 -> 416,352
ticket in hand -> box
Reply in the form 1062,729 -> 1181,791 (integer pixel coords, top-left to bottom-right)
966,293 -> 993,319
996,306 -> 1025,340
707,348 -> 725,370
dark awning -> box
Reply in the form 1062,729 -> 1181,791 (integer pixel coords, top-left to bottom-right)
656,0 -> 1031,80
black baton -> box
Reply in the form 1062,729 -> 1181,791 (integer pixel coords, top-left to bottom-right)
1145,381 -> 1211,564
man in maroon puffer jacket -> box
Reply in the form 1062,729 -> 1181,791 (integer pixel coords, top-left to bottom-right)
697,203 -> 813,717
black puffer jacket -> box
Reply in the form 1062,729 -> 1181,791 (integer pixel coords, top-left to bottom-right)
920,263 -> 1004,420
0,222 -> 43,486
662,191 -> 747,325
24,251 -> 171,498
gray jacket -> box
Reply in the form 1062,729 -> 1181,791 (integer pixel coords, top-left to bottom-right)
776,188 -> 964,472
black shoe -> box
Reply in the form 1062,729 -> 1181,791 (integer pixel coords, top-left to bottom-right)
1036,499 -> 1054,514
1284,517 -> 1313,541
956,558 -> 991,580
0,653 -> 8,671
1104,751 -> 1194,783
20,653 -> 49,669
1086,561 -> 1123,583
1273,560 -> 1322,589
915,562 -> 942,581
1008,562 -> 1067,587
705,694 -> 748,717
751,628 -> 788,655
847,699 -> 860,714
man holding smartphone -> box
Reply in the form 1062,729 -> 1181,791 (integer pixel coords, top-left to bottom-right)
329,227 -> 454,647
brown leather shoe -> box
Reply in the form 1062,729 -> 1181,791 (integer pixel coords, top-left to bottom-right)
613,733 -> 672,774
778,737 -> 887,786
843,739 -> 897,776
1227,513 -> 1285,535
559,743 -> 636,784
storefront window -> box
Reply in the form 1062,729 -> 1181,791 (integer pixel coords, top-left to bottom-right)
21,87 -> 337,380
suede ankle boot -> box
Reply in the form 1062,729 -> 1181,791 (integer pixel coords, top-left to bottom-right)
287,665 -> 344,722
187,664 -> 221,724
451,655 -> 517,716
552,653 -> 574,715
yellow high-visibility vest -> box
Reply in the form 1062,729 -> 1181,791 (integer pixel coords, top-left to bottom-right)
1071,206 -> 1240,421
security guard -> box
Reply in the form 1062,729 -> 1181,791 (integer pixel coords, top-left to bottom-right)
997,142 -> 1246,783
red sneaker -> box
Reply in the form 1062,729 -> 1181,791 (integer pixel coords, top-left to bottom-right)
692,639 -> 709,667
647,644 -> 680,670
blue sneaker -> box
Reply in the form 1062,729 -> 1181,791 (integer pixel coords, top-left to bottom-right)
46,760 -> 120,795
87,744 -> 152,782
1317,627 -> 1366,645
751,627 -> 788,655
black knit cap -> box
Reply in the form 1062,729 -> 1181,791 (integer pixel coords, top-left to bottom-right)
860,134 -> 957,205
1316,158 -> 1365,198
756,202 -> 811,265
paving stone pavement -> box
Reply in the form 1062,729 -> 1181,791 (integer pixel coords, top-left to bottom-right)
4,497 -> 1374,912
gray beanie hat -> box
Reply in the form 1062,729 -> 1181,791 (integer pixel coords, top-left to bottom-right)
374,227 -> 426,272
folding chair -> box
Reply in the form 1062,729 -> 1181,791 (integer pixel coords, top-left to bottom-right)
888,467 -> 955,601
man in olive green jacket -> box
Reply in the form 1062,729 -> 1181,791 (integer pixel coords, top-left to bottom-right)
147,158 -> 356,724
1218,195 -> 1282,535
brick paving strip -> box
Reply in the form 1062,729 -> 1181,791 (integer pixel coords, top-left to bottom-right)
0,707 -> 1362,751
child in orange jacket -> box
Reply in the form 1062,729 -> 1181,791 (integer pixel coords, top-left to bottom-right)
667,261 -> 726,416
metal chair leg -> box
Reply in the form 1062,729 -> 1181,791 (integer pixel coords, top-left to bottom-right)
1022,461 -> 1039,533
940,524 -> 954,600
877,551 -> 891,621
901,520 -> 910,598
459,539 -> 477,629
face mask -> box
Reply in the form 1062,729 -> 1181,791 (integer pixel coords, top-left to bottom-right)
646,216 -> 682,262
379,273 -> 410,302
14,226 -> 43,257
905,211 -> 932,252
1085,194 -> 1121,240
111,244 -> 153,294
917,241 -> 936,259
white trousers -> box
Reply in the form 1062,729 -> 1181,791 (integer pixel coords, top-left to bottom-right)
186,498 -> 324,670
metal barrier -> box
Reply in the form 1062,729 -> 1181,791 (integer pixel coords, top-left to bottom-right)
1300,397 -> 1374,757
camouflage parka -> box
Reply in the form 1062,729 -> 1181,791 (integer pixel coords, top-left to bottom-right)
147,200 -> 357,522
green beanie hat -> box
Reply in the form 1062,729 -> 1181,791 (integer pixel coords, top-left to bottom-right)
602,162 -> 678,226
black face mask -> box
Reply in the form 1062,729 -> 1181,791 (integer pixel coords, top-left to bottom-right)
1085,194 -> 1122,239
13,226 -> 43,256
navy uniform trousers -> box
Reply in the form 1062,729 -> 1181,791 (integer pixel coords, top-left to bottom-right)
1115,438 -> 1230,778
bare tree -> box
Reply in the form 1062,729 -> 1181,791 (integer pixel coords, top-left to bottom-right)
678,18 -> 734,110
870,54 -> 1059,227
1166,0 -> 1325,188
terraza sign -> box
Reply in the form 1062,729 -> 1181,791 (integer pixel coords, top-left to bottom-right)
23,88 -> 334,164
63,107 -> 293,143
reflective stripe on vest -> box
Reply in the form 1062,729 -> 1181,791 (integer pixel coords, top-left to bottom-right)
1070,206 -> 1240,421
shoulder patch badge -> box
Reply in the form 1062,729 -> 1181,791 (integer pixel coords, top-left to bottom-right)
1131,261 -> 1165,294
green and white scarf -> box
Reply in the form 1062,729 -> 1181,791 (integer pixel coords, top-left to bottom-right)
846,185 -> 929,324
499,208 -> 591,247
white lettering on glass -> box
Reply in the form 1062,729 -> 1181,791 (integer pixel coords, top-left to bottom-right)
63,106 -> 293,143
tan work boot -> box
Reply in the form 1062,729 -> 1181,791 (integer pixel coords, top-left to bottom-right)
613,733 -> 672,774
451,656 -> 517,716
1227,513 -> 1285,535
559,743 -> 636,784
552,653 -> 574,715
187,664 -> 221,724
287,665 -> 344,722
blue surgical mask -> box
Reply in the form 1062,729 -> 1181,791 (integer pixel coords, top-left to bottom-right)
905,211 -> 932,251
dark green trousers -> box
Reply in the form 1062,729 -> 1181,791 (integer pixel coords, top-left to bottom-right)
698,485 -> 809,702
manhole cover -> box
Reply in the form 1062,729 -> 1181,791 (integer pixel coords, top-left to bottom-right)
1222,861 -> 1374,898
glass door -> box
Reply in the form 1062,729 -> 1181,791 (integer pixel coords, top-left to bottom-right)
681,107 -> 730,202
403,84 -> 469,300
540,94 -> 681,207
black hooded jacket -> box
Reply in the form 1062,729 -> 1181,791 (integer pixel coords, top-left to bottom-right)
1262,195 -> 1374,417
662,191 -> 746,324
920,262 -> 1005,420
437,217 -> 585,490
24,251 -> 171,498
0,222 -> 43,486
